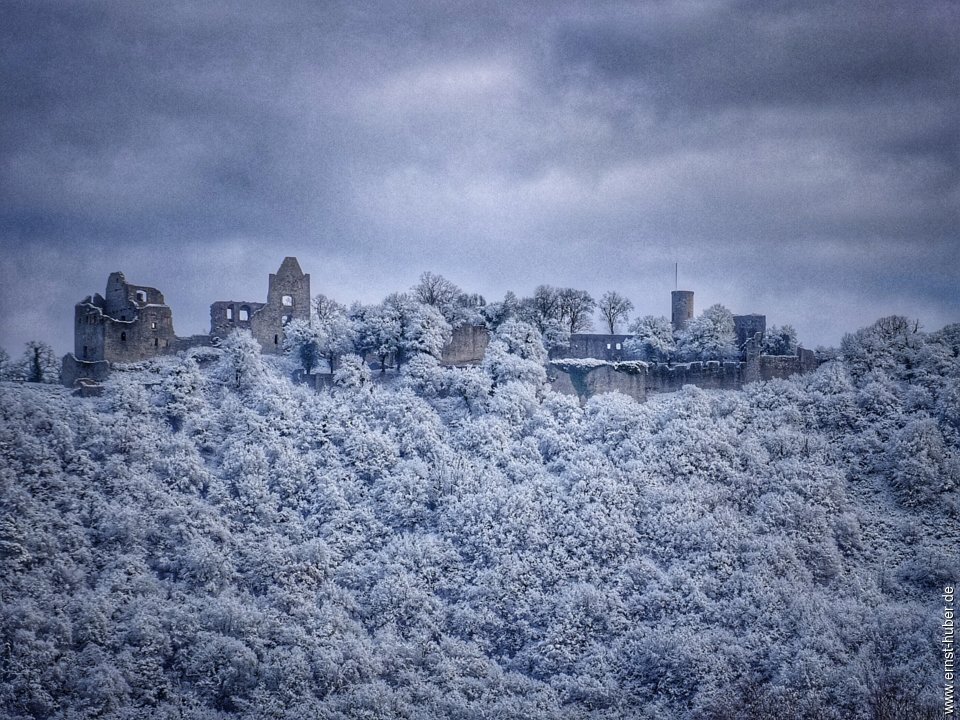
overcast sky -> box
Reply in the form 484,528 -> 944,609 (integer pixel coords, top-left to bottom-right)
1,0 -> 958,356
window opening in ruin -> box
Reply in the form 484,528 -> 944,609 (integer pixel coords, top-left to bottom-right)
616,343 -> 622,350
282,315 -> 291,325
274,334 -> 278,345
121,332 -> 126,342
136,290 -> 147,303
154,338 -> 159,347
151,322 -> 157,329
606,343 -> 612,350
226,307 -> 234,321
282,295 -> 293,306
239,306 -> 250,322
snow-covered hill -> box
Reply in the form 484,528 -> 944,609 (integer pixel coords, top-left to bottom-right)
1,320 -> 957,719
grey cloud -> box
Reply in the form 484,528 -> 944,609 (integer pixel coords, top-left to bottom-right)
1,0 -> 957,356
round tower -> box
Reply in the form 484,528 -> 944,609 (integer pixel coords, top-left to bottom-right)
671,290 -> 694,331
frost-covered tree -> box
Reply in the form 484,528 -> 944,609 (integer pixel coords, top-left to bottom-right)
216,329 -> 265,389
17,340 -> 60,383
557,288 -> 596,334
353,302 -> 403,372
333,353 -> 371,389
625,315 -> 676,362
597,291 -> 634,334
482,319 -> 548,388
353,294 -> 451,372
282,318 -> 322,375
0,309 -> 956,720
312,293 -> 346,323
413,272 -> 461,317
517,285 -> 561,333
840,315 -> 924,380
480,291 -> 519,329
676,304 -> 737,361
395,298 -> 452,364
762,324 -> 799,356
0,348 -> 11,380
316,312 -> 357,372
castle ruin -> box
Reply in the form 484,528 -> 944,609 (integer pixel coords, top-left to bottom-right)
209,257 -> 311,352
63,261 -> 817,401
63,258 -> 309,387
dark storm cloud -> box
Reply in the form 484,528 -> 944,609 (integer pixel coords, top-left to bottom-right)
1,0 -> 957,357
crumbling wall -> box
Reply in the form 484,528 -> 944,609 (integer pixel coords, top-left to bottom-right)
441,324 -> 489,365
210,257 -> 310,354
549,360 -> 646,404
210,301 -> 266,339
75,273 -> 177,364
644,361 -> 744,394
61,353 -> 111,389
734,314 -> 766,351
553,334 -> 631,362
757,355 -> 804,381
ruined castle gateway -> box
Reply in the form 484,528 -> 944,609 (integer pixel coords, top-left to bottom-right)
671,290 -> 694,331
210,256 -> 311,353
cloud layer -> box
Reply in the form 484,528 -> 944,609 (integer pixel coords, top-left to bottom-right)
2,0 -> 958,354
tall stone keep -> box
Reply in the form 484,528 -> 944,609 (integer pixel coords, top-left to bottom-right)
74,272 -> 177,363
671,290 -> 694,331
210,257 -> 311,353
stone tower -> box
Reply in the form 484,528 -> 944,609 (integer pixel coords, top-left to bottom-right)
671,290 -> 694,331
733,314 -> 766,352
209,257 -> 311,353
73,272 -> 177,363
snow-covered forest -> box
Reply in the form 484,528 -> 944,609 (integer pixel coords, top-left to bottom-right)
1,316 -> 958,719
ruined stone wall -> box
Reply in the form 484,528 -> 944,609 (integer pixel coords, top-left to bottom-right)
61,353 -> 111,389
169,335 -> 216,353
100,304 -> 176,364
210,301 -> 266,339
549,360 -> 646,404
734,314 -> 766,350
644,361 -> 744,394
554,334 -> 632,362
441,324 -> 489,365
757,354 -> 805,381
75,273 -> 177,364
210,258 -> 310,354
75,300 -> 106,361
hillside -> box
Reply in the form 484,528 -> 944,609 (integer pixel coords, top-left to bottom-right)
1,319 -> 958,719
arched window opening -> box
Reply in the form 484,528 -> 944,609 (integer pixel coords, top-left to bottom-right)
136,290 -> 147,303
282,295 -> 293,307
120,331 -> 127,342
226,307 -> 234,321
239,306 -> 250,322
151,321 -> 157,330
